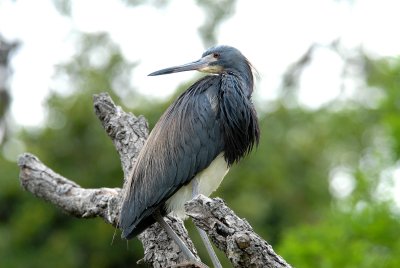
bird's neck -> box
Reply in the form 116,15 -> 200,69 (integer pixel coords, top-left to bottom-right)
219,73 -> 260,166
226,65 -> 254,97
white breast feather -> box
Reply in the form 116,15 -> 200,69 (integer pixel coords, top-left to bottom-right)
165,153 -> 229,218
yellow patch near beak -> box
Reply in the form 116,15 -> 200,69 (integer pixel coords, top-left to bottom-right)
199,65 -> 224,74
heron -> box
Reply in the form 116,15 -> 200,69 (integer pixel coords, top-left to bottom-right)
119,45 -> 260,267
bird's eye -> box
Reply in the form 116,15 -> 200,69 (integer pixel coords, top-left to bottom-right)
213,53 -> 220,59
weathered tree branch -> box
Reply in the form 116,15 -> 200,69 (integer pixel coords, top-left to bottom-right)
186,196 -> 290,268
18,92 -> 291,268
18,153 -> 121,226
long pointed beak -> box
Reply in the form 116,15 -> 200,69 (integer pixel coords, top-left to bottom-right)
148,57 -> 211,76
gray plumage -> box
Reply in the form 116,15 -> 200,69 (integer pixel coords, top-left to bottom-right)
119,46 -> 259,239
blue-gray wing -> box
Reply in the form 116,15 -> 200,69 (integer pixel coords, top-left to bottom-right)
119,76 -> 224,238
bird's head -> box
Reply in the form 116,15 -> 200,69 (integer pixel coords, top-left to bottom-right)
149,45 -> 253,78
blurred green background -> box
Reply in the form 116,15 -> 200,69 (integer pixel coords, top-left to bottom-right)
1,1 -> 400,267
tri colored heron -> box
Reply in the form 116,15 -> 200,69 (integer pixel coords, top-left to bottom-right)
119,45 -> 260,267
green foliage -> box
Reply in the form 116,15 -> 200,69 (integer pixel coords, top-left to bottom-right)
364,56 -> 400,158
272,55 -> 400,267
278,205 -> 400,268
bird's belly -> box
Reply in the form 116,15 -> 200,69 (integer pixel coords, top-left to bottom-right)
165,153 -> 229,219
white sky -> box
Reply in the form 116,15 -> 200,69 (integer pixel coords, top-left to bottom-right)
1,0 -> 400,203
1,0 -> 400,127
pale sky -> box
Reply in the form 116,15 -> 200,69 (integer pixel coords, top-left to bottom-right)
1,0 -> 400,127
1,0 -> 400,205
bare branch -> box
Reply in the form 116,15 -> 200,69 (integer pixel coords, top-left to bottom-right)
18,92 -> 292,268
18,153 -> 121,226
186,195 -> 292,268
93,92 -> 148,176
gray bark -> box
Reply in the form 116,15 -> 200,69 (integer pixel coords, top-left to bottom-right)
186,196 -> 290,268
18,92 -> 291,268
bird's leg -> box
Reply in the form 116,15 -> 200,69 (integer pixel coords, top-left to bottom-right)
192,180 -> 223,268
153,210 -> 201,264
